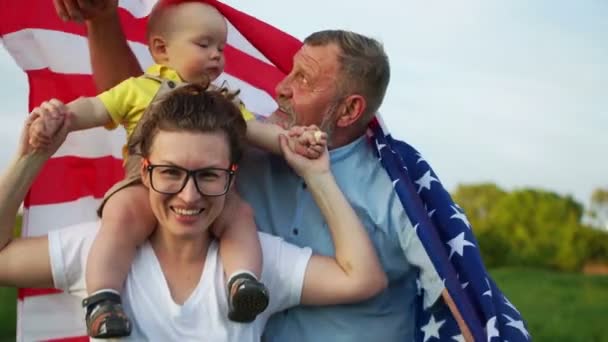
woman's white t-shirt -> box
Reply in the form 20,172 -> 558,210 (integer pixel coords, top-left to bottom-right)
48,222 -> 312,341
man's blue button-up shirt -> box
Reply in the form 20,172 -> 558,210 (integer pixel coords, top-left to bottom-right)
237,135 -> 443,342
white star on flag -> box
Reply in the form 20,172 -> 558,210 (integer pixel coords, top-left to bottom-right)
447,232 -> 476,258
415,170 -> 440,193
486,316 -> 500,341
376,142 -> 386,154
421,314 -> 446,342
456,273 -> 468,289
450,205 -> 471,229
483,278 -> 493,297
503,314 -> 530,339
416,152 -> 426,164
424,203 -> 436,218
452,334 -> 465,342
504,295 -> 520,314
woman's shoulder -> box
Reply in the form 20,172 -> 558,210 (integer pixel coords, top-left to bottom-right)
49,220 -> 101,253
258,232 -> 312,279
48,220 -> 101,295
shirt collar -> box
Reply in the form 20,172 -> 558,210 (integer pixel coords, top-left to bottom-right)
329,135 -> 368,163
145,64 -> 184,83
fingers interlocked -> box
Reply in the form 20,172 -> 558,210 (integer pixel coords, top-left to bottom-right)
29,99 -> 68,150
288,125 -> 328,159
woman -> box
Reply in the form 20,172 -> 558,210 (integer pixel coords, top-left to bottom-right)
0,84 -> 387,341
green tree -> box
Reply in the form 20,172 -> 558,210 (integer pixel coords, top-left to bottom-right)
489,189 -> 584,270
452,184 -> 594,271
451,183 -> 507,233
588,188 -> 608,230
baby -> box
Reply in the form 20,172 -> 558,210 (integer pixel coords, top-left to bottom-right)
29,1 -> 326,338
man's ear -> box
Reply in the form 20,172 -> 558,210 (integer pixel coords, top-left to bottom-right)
149,35 -> 169,63
336,94 -> 367,128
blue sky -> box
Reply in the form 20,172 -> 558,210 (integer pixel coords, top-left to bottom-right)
0,0 -> 606,207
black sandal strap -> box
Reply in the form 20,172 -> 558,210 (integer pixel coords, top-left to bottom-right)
82,291 -> 122,310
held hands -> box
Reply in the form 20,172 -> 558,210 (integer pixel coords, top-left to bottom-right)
287,125 -> 328,159
279,125 -> 330,180
53,0 -> 118,22
21,99 -> 72,158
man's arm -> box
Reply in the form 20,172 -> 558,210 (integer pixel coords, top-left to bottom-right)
398,212 -> 473,341
86,10 -> 142,91
442,289 -> 474,342
52,0 -> 141,91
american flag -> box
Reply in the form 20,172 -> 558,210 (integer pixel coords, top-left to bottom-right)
369,117 -> 530,341
0,0 -> 529,341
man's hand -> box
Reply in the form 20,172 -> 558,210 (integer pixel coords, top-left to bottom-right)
53,0 -> 118,22
287,125 -> 328,160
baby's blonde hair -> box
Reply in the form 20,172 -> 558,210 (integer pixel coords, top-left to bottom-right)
146,0 -> 223,43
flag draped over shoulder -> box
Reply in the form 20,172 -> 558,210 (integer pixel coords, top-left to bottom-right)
0,0 -> 529,341
369,117 -> 530,341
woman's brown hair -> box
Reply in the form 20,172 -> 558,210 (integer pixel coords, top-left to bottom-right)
128,82 -> 247,165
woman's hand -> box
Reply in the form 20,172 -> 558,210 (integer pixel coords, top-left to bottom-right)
19,102 -> 72,159
278,131 -> 330,181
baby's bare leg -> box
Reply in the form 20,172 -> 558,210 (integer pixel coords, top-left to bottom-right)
82,184 -> 155,338
214,189 -> 267,322
86,184 -> 156,293
220,198 -> 262,279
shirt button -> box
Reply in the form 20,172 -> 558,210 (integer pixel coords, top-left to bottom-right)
167,81 -> 176,88
293,228 -> 299,235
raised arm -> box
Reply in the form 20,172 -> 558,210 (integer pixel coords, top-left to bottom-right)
247,121 -> 326,159
53,0 -> 142,91
278,135 -> 388,306
0,111 -> 71,288
29,98 -> 112,150
85,7 -> 142,91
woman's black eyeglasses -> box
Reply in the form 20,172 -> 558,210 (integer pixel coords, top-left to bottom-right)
143,159 -> 236,197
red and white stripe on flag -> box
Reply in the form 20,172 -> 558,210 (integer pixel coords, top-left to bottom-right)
0,0 -> 301,340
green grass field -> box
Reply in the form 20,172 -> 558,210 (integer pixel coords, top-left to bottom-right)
0,287 -> 16,341
492,267 -> 608,342
0,268 -> 606,341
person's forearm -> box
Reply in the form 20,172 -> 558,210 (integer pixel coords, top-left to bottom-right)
246,120 -> 284,155
66,97 -> 112,132
86,10 -> 142,91
305,172 -> 387,290
0,154 -> 47,250
442,289 -> 474,342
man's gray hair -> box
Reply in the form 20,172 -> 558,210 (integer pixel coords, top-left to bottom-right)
303,30 -> 390,122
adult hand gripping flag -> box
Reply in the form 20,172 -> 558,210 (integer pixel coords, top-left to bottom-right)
0,0 -> 530,341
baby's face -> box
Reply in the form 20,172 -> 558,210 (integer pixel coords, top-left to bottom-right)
164,5 -> 228,83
